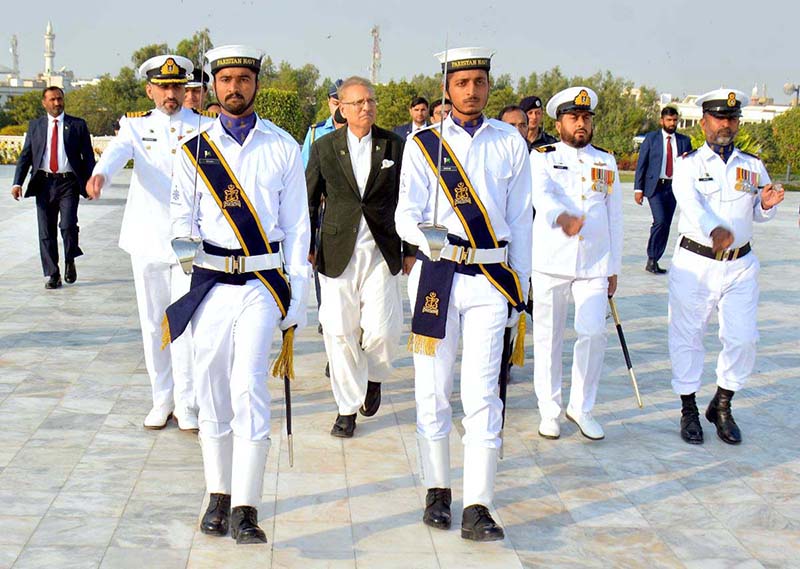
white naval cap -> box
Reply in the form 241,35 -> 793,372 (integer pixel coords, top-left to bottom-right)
546,86 -> 598,119
205,45 -> 264,75
186,68 -> 210,89
138,54 -> 193,84
434,46 -> 495,73
695,88 -> 747,117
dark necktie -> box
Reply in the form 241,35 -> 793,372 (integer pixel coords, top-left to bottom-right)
665,135 -> 673,178
50,119 -> 59,173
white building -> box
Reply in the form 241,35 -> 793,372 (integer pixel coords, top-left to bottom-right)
664,86 -> 792,129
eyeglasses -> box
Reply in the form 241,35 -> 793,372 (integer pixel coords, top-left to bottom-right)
340,98 -> 378,108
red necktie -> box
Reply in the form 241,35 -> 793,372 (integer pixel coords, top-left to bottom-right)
49,119 -> 59,173
665,135 -> 673,178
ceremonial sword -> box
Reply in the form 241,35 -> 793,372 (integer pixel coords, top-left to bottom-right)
608,296 -> 643,408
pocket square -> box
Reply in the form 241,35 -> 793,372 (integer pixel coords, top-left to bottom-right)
381,159 -> 395,170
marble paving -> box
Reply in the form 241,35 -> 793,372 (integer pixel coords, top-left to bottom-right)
1,165 -> 799,568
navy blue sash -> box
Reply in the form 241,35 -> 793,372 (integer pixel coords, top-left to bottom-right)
162,132 -> 291,346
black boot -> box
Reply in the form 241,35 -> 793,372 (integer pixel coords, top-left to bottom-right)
706,387 -> 742,445
422,488 -> 452,530
359,381 -> 382,417
200,493 -> 231,536
461,504 -> 504,542
330,413 -> 356,438
230,506 -> 267,544
680,393 -> 704,445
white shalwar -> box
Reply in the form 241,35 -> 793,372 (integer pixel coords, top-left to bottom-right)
92,106 -> 213,412
529,142 -> 623,420
396,117 -> 532,507
171,115 -> 311,507
669,143 -> 776,395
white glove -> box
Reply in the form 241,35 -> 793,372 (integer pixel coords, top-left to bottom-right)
280,276 -> 308,331
506,309 -> 521,329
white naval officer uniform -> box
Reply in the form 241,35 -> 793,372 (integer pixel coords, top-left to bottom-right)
92,105 -> 214,420
530,141 -> 623,425
396,115 -> 532,508
669,143 -> 776,395
171,115 -> 311,509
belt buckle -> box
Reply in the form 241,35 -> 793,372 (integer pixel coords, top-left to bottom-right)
449,245 -> 463,263
225,255 -> 242,274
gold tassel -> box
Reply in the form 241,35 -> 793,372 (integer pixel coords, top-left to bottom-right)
407,333 -> 439,356
510,314 -> 526,367
270,327 -> 295,380
160,315 -> 171,350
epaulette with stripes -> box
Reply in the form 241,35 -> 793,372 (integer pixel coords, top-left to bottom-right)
591,144 -> 613,155
192,108 -> 218,118
535,144 -> 556,153
125,110 -> 152,118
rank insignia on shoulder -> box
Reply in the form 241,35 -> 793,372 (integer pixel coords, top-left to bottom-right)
126,110 -> 152,118
192,108 -> 217,118
536,145 -> 556,153
591,144 -> 612,155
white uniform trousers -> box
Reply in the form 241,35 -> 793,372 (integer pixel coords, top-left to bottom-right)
532,271 -> 608,420
193,280 -> 280,508
668,245 -> 760,395
131,256 -> 194,411
318,239 -> 402,415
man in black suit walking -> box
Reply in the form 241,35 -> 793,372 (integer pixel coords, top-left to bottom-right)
307,76 -> 416,438
11,87 -> 95,288
634,106 -> 692,273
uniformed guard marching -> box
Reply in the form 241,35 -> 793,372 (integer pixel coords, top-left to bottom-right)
166,45 -> 311,544
395,47 -> 532,542
87,55 -> 215,431
669,88 -> 783,445
530,87 -> 623,442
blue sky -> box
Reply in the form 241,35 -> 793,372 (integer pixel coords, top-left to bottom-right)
3,0 -> 798,102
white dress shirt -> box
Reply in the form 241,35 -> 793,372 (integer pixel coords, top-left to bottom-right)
346,128 -> 372,196
41,113 -> 73,173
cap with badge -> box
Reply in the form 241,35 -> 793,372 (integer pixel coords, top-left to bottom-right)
546,86 -> 598,119
519,95 -> 543,113
187,68 -> 210,89
695,88 -> 746,118
435,46 -> 495,73
328,79 -> 344,100
205,44 -> 264,75
138,55 -> 193,85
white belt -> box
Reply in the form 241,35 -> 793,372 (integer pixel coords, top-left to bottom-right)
440,243 -> 508,265
194,250 -> 283,274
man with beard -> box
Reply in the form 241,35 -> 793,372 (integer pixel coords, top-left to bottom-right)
634,107 -> 692,273
395,47 -> 532,542
520,95 -> 557,150
529,86 -> 622,442
166,45 -> 310,544
669,89 -> 783,446
87,55 -> 214,431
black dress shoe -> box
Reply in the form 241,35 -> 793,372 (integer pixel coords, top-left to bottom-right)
64,261 -> 77,284
230,506 -> 267,544
706,387 -> 742,445
318,322 -> 324,335
325,362 -> 330,378
330,413 -> 356,438
45,274 -> 62,289
645,259 -> 667,274
200,493 -> 231,536
359,381 -> 382,417
423,488 -> 452,530
680,393 -> 704,444
461,504 -> 504,541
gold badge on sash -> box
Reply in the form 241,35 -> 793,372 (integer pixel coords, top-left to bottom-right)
734,168 -> 759,194
453,182 -> 472,205
422,292 -> 440,316
223,185 -> 242,208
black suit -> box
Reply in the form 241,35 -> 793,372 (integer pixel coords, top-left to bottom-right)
307,125 -> 413,278
13,114 -> 95,276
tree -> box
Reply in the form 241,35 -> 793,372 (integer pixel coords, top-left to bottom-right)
485,86 -> 519,120
66,68 -> 150,134
261,61 -> 320,129
374,81 -> 420,130
773,107 -> 800,177
254,88 -> 306,142
4,90 -> 45,125
175,29 -> 213,68
131,43 -> 170,69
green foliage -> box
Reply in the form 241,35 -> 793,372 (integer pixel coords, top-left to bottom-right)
253,88 -> 306,142
65,67 -> 150,134
260,61 -> 321,133
485,86 -> 519,120
773,107 -> 800,172
4,90 -> 45,125
375,81 -> 420,130
0,124 -> 28,135
175,29 -> 213,68
131,43 -> 170,68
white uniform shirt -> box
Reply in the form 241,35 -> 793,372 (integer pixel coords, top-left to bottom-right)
92,106 -> 214,263
672,143 -> 775,249
170,116 -> 311,285
395,117 -> 532,295
659,129 -> 678,179
41,113 -> 73,174
530,142 -> 623,278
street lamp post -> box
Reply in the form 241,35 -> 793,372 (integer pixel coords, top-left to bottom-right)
782,83 -> 798,182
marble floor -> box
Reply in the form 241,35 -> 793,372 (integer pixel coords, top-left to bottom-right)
1,166 -> 799,568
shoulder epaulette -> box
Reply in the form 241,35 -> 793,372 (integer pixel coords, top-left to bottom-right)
192,108 -> 218,118
681,147 -> 700,158
313,120 -> 326,128
125,110 -> 152,118
535,144 -> 556,153
591,144 -> 613,155
738,149 -> 759,159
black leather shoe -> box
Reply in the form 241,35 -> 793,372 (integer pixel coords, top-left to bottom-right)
645,259 -> 667,274
325,362 -> 330,378
330,413 -> 356,438
680,393 -> 704,444
318,323 -> 324,335
706,387 -> 742,445
461,504 -> 504,541
230,506 -> 267,544
64,261 -> 77,284
423,488 -> 452,530
359,381 -> 382,417
45,274 -> 62,289
200,493 -> 231,536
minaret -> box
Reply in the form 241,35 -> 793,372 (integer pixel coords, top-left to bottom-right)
44,21 -> 55,75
